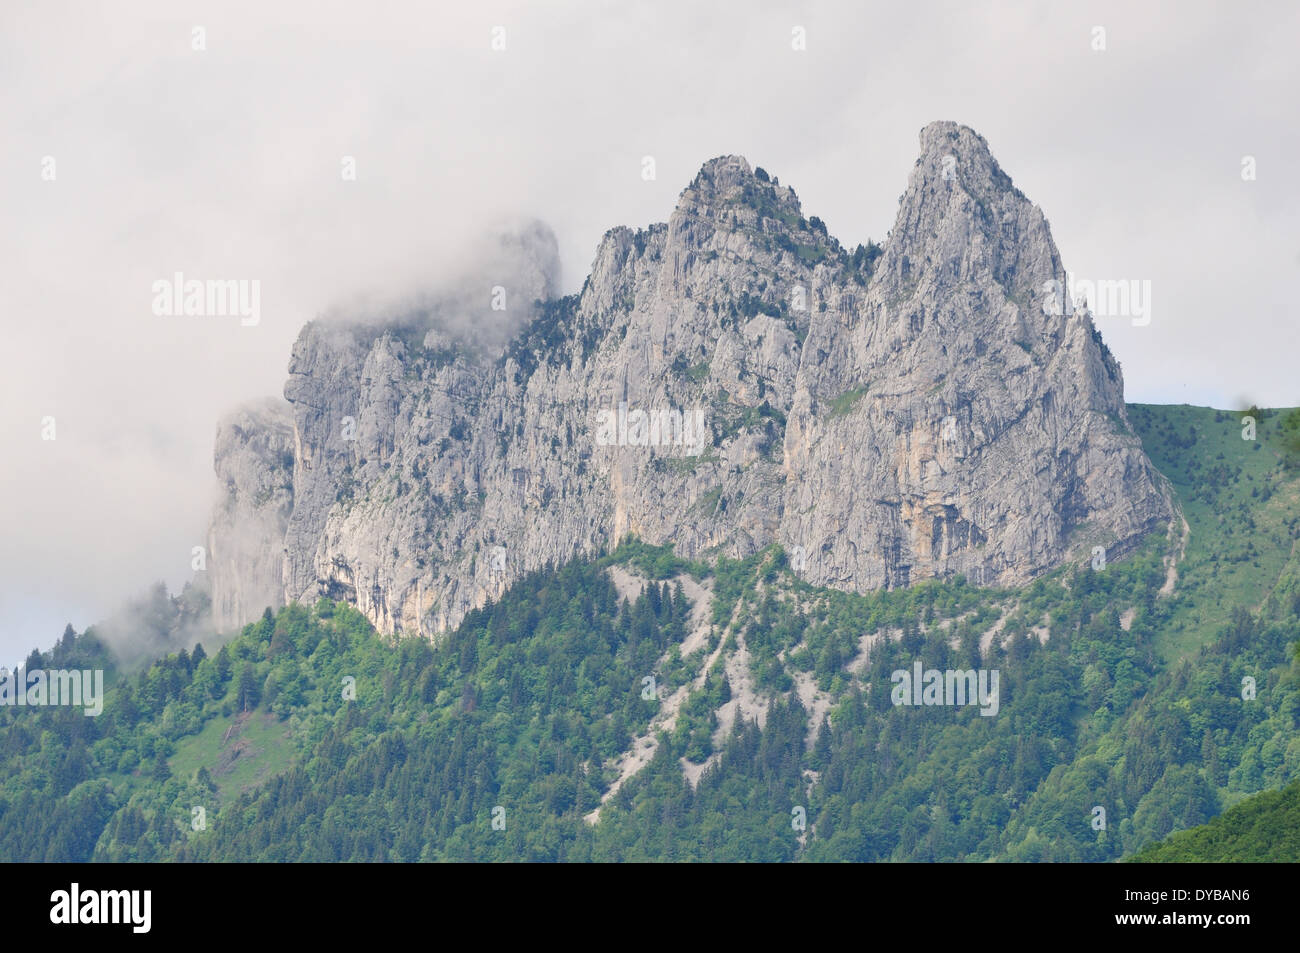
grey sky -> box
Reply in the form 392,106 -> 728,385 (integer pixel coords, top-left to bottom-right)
2,0 -> 1297,662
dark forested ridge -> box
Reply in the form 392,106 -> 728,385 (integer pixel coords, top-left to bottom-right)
2,403 -> 1298,862
1128,777 -> 1300,862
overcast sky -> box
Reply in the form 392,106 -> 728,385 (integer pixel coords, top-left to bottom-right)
2,0 -> 1297,663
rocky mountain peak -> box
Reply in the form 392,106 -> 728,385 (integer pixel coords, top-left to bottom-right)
673,154 -> 805,237
869,121 -> 1066,360
685,154 -> 756,199
915,121 -> 1007,183
209,123 -> 1173,636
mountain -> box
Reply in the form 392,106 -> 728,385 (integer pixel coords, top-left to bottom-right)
3,401 -> 1297,862
208,122 -> 1172,636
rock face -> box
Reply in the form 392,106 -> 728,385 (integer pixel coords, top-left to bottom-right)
208,122 -> 1173,636
207,397 -> 295,631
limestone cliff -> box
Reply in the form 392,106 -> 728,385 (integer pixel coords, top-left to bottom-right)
209,122 -> 1172,636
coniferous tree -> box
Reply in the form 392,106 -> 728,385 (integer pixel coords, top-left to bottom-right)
151,750 -> 171,783
237,662 -> 260,712
214,645 -> 232,683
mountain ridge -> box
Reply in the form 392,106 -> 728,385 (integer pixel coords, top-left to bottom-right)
208,121 -> 1173,637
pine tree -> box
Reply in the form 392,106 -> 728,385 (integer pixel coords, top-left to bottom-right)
214,645 -> 232,683
673,581 -> 688,623
151,750 -> 171,783
58,624 -> 77,660
421,666 -> 440,705
814,717 -> 832,769
237,662 -> 260,712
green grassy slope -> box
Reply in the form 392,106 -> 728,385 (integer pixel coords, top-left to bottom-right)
1127,404 -> 1300,661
